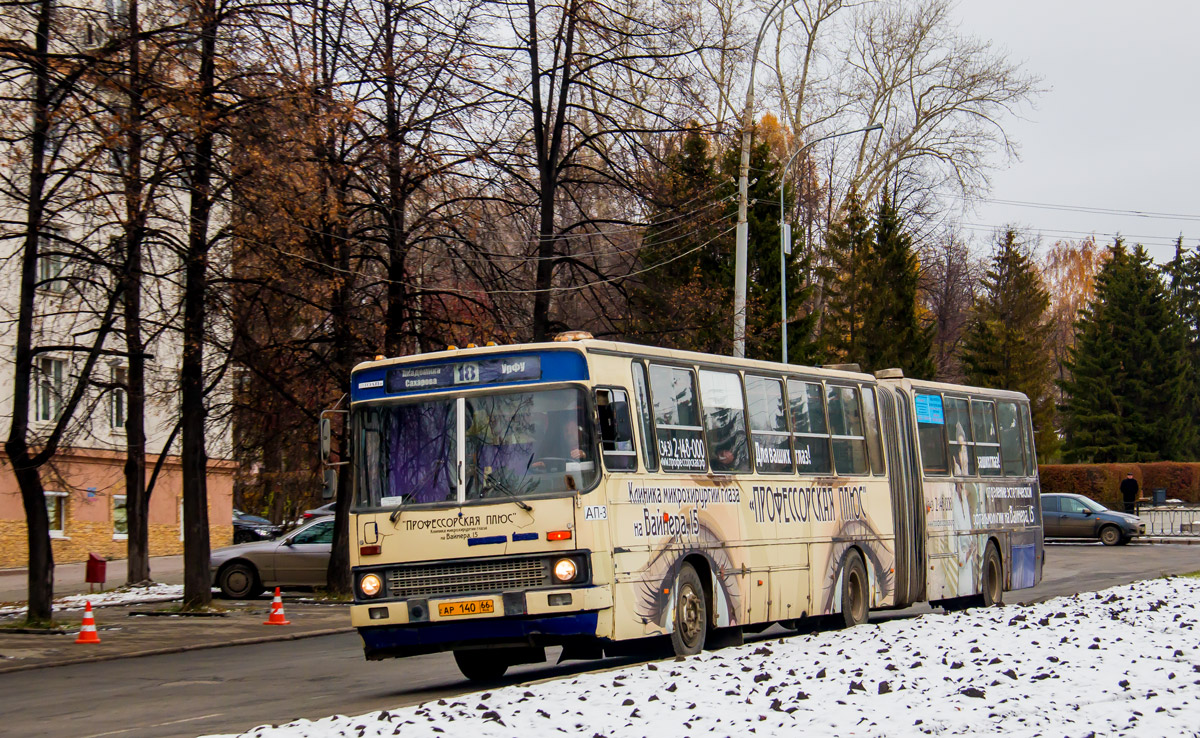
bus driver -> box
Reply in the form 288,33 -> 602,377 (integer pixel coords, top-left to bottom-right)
530,413 -> 586,470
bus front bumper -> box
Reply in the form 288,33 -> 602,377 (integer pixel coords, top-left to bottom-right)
352,585 -> 612,659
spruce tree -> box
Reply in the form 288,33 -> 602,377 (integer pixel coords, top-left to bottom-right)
1166,236 -> 1200,352
1061,242 -> 1197,462
1164,236 -> 1200,459
858,196 -> 935,379
961,229 -> 1057,460
818,189 -> 873,366
628,127 -> 728,352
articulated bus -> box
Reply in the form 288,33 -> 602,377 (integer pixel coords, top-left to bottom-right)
345,334 -> 1044,680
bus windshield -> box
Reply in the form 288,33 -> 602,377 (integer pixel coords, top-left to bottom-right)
354,387 -> 597,509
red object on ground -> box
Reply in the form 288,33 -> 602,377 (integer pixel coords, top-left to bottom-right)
75,601 -> 101,644
263,587 -> 291,625
85,553 -> 106,592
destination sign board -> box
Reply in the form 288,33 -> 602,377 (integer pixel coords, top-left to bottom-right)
384,356 -> 542,394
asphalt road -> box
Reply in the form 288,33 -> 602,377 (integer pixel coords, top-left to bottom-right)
7,543 -> 1199,738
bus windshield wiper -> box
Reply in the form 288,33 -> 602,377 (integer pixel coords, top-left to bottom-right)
388,461 -> 448,524
482,475 -> 533,512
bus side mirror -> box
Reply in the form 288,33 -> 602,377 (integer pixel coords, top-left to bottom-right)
323,468 -> 337,500
612,401 -> 633,442
319,417 -> 332,463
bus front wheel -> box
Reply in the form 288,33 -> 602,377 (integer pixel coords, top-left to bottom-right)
670,562 -> 707,656
453,650 -> 508,682
839,550 -> 869,628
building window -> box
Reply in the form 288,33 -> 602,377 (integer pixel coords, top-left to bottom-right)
35,357 -> 65,422
111,366 -> 128,430
45,491 -> 68,537
113,494 -> 128,539
37,226 -> 67,293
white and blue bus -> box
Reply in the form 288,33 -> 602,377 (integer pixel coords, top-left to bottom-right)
341,334 -> 1044,680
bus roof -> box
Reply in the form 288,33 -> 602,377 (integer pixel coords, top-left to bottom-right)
883,375 -> 1031,403
351,338 -> 878,383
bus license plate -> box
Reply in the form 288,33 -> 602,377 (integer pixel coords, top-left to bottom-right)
438,599 -> 494,617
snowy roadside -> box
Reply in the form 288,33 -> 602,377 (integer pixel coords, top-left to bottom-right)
205,576 -> 1200,738
0,583 -> 183,616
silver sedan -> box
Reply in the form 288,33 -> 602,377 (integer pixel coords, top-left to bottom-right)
210,515 -> 334,598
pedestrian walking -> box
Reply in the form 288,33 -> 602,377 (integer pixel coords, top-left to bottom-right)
1119,473 -> 1140,514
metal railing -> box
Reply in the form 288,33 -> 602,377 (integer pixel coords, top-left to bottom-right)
1135,505 -> 1200,537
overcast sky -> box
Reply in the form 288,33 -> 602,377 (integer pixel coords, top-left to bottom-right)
950,0 -> 1200,261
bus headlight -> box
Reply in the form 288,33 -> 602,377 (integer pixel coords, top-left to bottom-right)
360,573 -> 383,597
553,558 -> 578,583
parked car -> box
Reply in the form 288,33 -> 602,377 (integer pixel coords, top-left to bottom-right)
1041,493 -> 1145,545
212,515 -> 334,598
302,502 -> 336,520
232,509 -> 283,544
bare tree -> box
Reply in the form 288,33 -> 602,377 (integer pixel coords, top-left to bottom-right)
479,0 -> 702,341
842,0 -> 1039,205
0,0 -> 126,621
921,230 -> 977,382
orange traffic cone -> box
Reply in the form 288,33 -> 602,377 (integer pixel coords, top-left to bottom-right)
75,601 -> 101,644
263,587 -> 291,625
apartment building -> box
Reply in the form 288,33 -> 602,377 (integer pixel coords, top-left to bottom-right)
0,1 -> 234,570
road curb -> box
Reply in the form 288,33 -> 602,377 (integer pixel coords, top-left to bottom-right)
0,626 -> 355,675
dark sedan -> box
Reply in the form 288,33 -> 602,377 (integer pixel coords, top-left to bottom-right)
232,509 -> 283,544
1041,493 -> 1145,545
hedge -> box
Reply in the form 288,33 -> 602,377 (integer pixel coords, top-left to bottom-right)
1038,463 -> 1200,507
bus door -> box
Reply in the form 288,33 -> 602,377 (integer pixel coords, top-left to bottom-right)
889,387 -> 926,604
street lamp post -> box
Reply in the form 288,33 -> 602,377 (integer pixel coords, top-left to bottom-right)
733,0 -> 800,359
777,123 -> 882,364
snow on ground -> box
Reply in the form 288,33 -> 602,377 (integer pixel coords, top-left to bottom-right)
206,577 -> 1200,738
0,583 -> 183,616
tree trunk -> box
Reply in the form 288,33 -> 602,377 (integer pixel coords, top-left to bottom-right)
381,0 -> 410,358
180,0 -> 219,610
123,0 -> 152,585
324,219 -> 355,595
326,459 -> 353,595
526,0 -> 577,342
531,194 -> 557,341
3,0 -> 55,624
15,464 -> 54,622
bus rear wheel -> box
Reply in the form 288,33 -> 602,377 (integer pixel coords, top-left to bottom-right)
670,562 -> 707,656
453,650 -> 508,682
839,550 -> 869,628
981,543 -> 1004,607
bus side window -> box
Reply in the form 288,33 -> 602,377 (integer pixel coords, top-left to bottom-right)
827,384 -> 869,475
631,363 -> 658,471
997,401 -> 1024,476
944,396 -> 975,476
860,386 -> 886,475
914,393 -> 948,475
746,375 -> 793,473
597,388 -> 638,471
698,370 -> 751,473
971,400 -> 1001,476
787,379 -> 832,474
1020,403 -> 1037,475
648,364 -> 707,473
